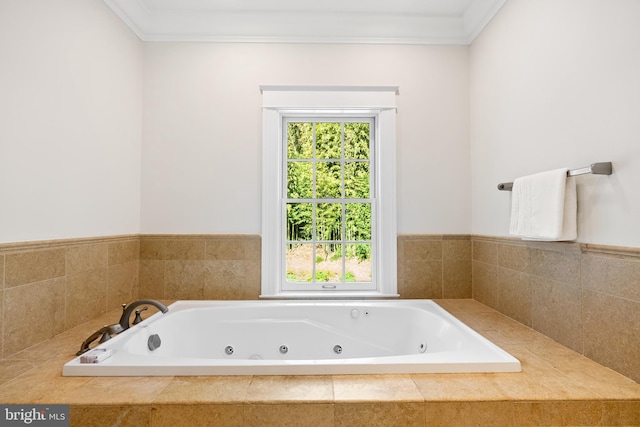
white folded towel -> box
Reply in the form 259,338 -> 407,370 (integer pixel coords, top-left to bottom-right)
509,168 -> 577,241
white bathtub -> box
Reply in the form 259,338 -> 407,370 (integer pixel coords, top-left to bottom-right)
63,300 -> 520,376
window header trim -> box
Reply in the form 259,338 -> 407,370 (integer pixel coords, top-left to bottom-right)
260,86 -> 398,111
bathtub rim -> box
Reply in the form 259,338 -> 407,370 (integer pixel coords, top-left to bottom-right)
63,299 -> 521,376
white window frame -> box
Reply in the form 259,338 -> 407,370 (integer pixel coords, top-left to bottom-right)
260,86 -> 398,298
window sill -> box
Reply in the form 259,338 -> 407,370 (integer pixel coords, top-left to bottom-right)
260,291 -> 400,299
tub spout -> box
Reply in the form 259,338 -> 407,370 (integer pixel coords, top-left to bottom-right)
119,299 -> 169,331
76,323 -> 123,355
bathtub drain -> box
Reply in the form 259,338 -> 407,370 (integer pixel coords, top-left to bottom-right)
279,345 -> 289,354
224,345 -> 234,355
333,345 -> 343,355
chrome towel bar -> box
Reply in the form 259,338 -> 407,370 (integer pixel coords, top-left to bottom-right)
497,162 -> 612,191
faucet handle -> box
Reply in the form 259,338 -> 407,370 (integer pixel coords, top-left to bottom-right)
133,306 -> 148,325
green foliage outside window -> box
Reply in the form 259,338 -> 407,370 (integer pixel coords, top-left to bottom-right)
286,120 -> 373,283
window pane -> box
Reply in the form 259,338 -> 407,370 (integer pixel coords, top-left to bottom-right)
316,203 -> 342,241
287,122 -> 313,159
345,243 -> 372,282
287,162 -> 312,198
286,243 -> 313,282
346,203 -> 371,240
316,161 -> 341,198
286,203 -> 312,241
315,122 -> 341,159
315,243 -> 342,282
345,162 -> 370,198
345,122 -> 370,159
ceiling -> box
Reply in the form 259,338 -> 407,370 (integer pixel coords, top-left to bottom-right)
104,0 -> 508,45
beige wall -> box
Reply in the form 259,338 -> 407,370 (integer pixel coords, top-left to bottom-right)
0,0 -> 143,244
470,0 -> 640,247
141,43 -> 471,235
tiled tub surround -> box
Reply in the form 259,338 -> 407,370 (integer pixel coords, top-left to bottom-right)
2,233 -> 640,400
0,300 -> 639,426
472,236 -> 640,384
397,235 -> 472,299
139,235 -> 262,300
0,236 -> 139,359
139,234 -> 471,301
0,234 -> 462,363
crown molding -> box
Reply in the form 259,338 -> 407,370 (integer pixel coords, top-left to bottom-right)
104,0 -> 508,45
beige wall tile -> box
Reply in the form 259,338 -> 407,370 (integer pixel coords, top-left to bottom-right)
66,243 -> 108,275
531,276 -> 583,353
107,261 -> 138,308
498,243 -> 530,273
582,252 -> 640,302
140,238 -> 165,260
4,278 -> 65,357
397,260 -> 442,299
443,237 -> 471,259
66,268 -> 108,328
473,240 -> 497,264
398,236 -> 442,261
139,260 -> 165,299
531,248 -> 580,287
244,404 -> 334,427
602,401 -> 640,426
164,260 -> 205,299
472,260 -> 498,309
443,258 -> 472,298
206,236 -> 261,260
166,239 -> 206,260
204,260 -> 260,300
583,290 -> 640,383
70,406 -> 151,427
5,248 -> 65,287
513,401 -> 602,426
108,239 -> 139,266
424,401 -> 514,427
1,254 -> 4,288
152,405 -> 243,427
335,402 -> 424,427
441,239 -> 472,298
498,267 -> 532,327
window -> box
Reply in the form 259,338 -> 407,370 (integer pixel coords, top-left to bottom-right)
285,117 -> 374,290
261,86 -> 398,298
